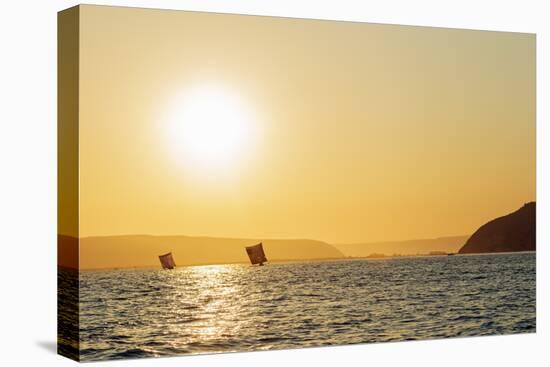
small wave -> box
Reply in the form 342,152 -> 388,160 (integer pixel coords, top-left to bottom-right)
514,320 -> 536,331
451,315 -> 485,322
258,336 -> 287,343
176,317 -> 201,324
80,347 -> 109,355
110,348 -> 158,359
470,275 -> 487,280
480,321 -> 495,328
181,304 -> 200,310
297,293 -> 322,298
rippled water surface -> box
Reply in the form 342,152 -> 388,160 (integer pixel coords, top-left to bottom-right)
67,253 -> 535,361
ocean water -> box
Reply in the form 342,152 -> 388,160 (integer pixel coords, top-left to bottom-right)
59,252 -> 536,361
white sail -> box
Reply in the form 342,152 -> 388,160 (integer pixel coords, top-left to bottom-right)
245,243 -> 268,265
159,252 -> 176,269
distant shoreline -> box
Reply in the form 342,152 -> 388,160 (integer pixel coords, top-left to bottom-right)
61,251 -> 536,273
58,233 -> 471,271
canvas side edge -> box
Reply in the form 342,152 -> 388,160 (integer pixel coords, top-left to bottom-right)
57,5 -> 80,362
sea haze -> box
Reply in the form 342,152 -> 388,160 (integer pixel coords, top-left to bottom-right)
60,252 -> 536,361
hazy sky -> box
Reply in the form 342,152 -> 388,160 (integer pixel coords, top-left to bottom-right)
77,5 -> 535,243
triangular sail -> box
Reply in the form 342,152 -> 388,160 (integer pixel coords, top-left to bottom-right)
159,252 -> 176,269
245,243 -> 268,265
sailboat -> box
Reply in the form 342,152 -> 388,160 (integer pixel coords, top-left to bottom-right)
245,242 -> 268,266
159,252 -> 176,270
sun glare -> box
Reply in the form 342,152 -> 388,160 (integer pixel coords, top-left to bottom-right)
166,84 -> 255,174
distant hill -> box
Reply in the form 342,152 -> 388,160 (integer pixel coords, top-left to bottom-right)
335,235 -> 468,257
59,234 -> 345,270
459,202 -> 536,254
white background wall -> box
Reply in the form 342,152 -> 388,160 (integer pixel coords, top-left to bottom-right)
0,1 -> 547,366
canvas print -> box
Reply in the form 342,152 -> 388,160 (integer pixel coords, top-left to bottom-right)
58,5 -> 536,362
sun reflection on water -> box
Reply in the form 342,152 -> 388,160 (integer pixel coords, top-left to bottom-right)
166,264 -> 251,351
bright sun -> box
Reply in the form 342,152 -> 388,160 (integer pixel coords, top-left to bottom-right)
166,84 -> 255,173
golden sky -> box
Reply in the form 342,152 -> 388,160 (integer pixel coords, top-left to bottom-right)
76,5 -> 535,243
